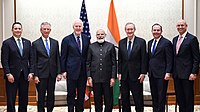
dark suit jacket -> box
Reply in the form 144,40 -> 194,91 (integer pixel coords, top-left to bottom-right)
32,37 -> 61,78
1,36 -> 32,80
172,32 -> 200,79
148,36 -> 173,78
86,41 -> 117,83
118,36 -> 147,81
61,33 -> 90,80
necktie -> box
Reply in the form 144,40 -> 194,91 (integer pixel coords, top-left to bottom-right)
45,39 -> 50,56
127,41 -> 132,57
77,36 -> 81,52
17,39 -> 23,56
152,40 -> 157,55
176,36 -> 183,54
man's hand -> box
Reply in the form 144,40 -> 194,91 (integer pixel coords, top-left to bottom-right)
138,74 -> 145,83
62,72 -> 67,79
7,74 -> 14,83
118,74 -> 121,81
34,76 -> 40,84
110,78 -> 115,87
56,74 -> 62,81
189,74 -> 197,80
164,73 -> 171,80
87,77 -> 93,87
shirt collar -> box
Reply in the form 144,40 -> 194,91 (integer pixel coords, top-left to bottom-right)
153,36 -> 161,43
179,31 -> 187,38
13,36 -> 22,41
42,36 -> 50,41
73,33 -> 82,39
127,36 -> 135,43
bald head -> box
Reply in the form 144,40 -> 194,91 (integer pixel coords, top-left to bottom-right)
176,19 -> 188,35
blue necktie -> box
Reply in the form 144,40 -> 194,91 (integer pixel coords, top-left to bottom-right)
127,41 -> 132,58
17,39 -> 23,56
152,40 -> 157,55
77,36 -> 81,53
45,39 -> 50,56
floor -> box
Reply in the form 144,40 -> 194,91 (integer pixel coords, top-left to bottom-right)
0,105 -> 200,112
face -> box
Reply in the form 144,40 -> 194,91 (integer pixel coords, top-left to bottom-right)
96,29 -> 106,43
40,24 -> 51,38
12,24 -> 23,38
125,24 -> 135,39
176,20 -> 187,35
152,25 -> 162,39
73,20 -> 83,36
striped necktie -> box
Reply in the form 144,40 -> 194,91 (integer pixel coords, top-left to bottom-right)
45,39 -> 50,56
17,39 -> 23,56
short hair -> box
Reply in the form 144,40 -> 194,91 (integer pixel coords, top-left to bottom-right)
73,19 -> 83,27
152,23 -> 162,32
12,22 -> 22,29
40,22 -> 51,29
125,22 -> 136,30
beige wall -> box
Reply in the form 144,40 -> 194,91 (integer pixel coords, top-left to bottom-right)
0,0 -> 199,67
197,0 -> 200,40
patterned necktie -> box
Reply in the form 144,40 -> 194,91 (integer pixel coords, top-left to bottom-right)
17,39 -> 23,56
45,39 -> 50,56
77,36 -> 81,52
176,36 -> 183,54
127,41 -> 132,57
152,40 -> 157,55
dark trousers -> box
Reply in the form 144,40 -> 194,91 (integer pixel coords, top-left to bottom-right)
174,78 -> 194,112
67,75 -> 87,112
149,76 -> 168,112
6,71 -> 29,112
121,79 -> 144,112
36,76 -> 56,112
93,82 -> 113,112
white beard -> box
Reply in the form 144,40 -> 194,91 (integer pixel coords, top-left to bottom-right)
97,39 -> 105,43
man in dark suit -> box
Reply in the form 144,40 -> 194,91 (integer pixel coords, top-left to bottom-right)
147,23 -> 173,112
32,22 -> 62,112
118,22 -> 147,112
61,19 -> 90,112
172,19 -> 200,112
1,22 -> 33,112
86,29 -> 117,112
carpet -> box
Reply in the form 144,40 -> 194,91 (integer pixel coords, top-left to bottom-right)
0,105 -> 200,112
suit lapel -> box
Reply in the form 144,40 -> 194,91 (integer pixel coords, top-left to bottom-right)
174,36 -> 179,55
122,38 -> 129,58
178,33 -> 188,55
39,37 -> 49,57
149,39 -> 154,57
21,38 -> 27,57
130,37 -> 139,58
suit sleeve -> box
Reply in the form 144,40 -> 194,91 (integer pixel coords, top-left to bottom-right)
111,45 -> 117,79
86,46 -> 92,77
118,41 -> 122,74
191,37 -> 200,74
31,42 -> 38,76
140,39 -> 147,74
165,41 -> 173,73
28,41 -> 34,73
56,41 -> 61,74
1,41 -> 11,76
61,38 -> 68,73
